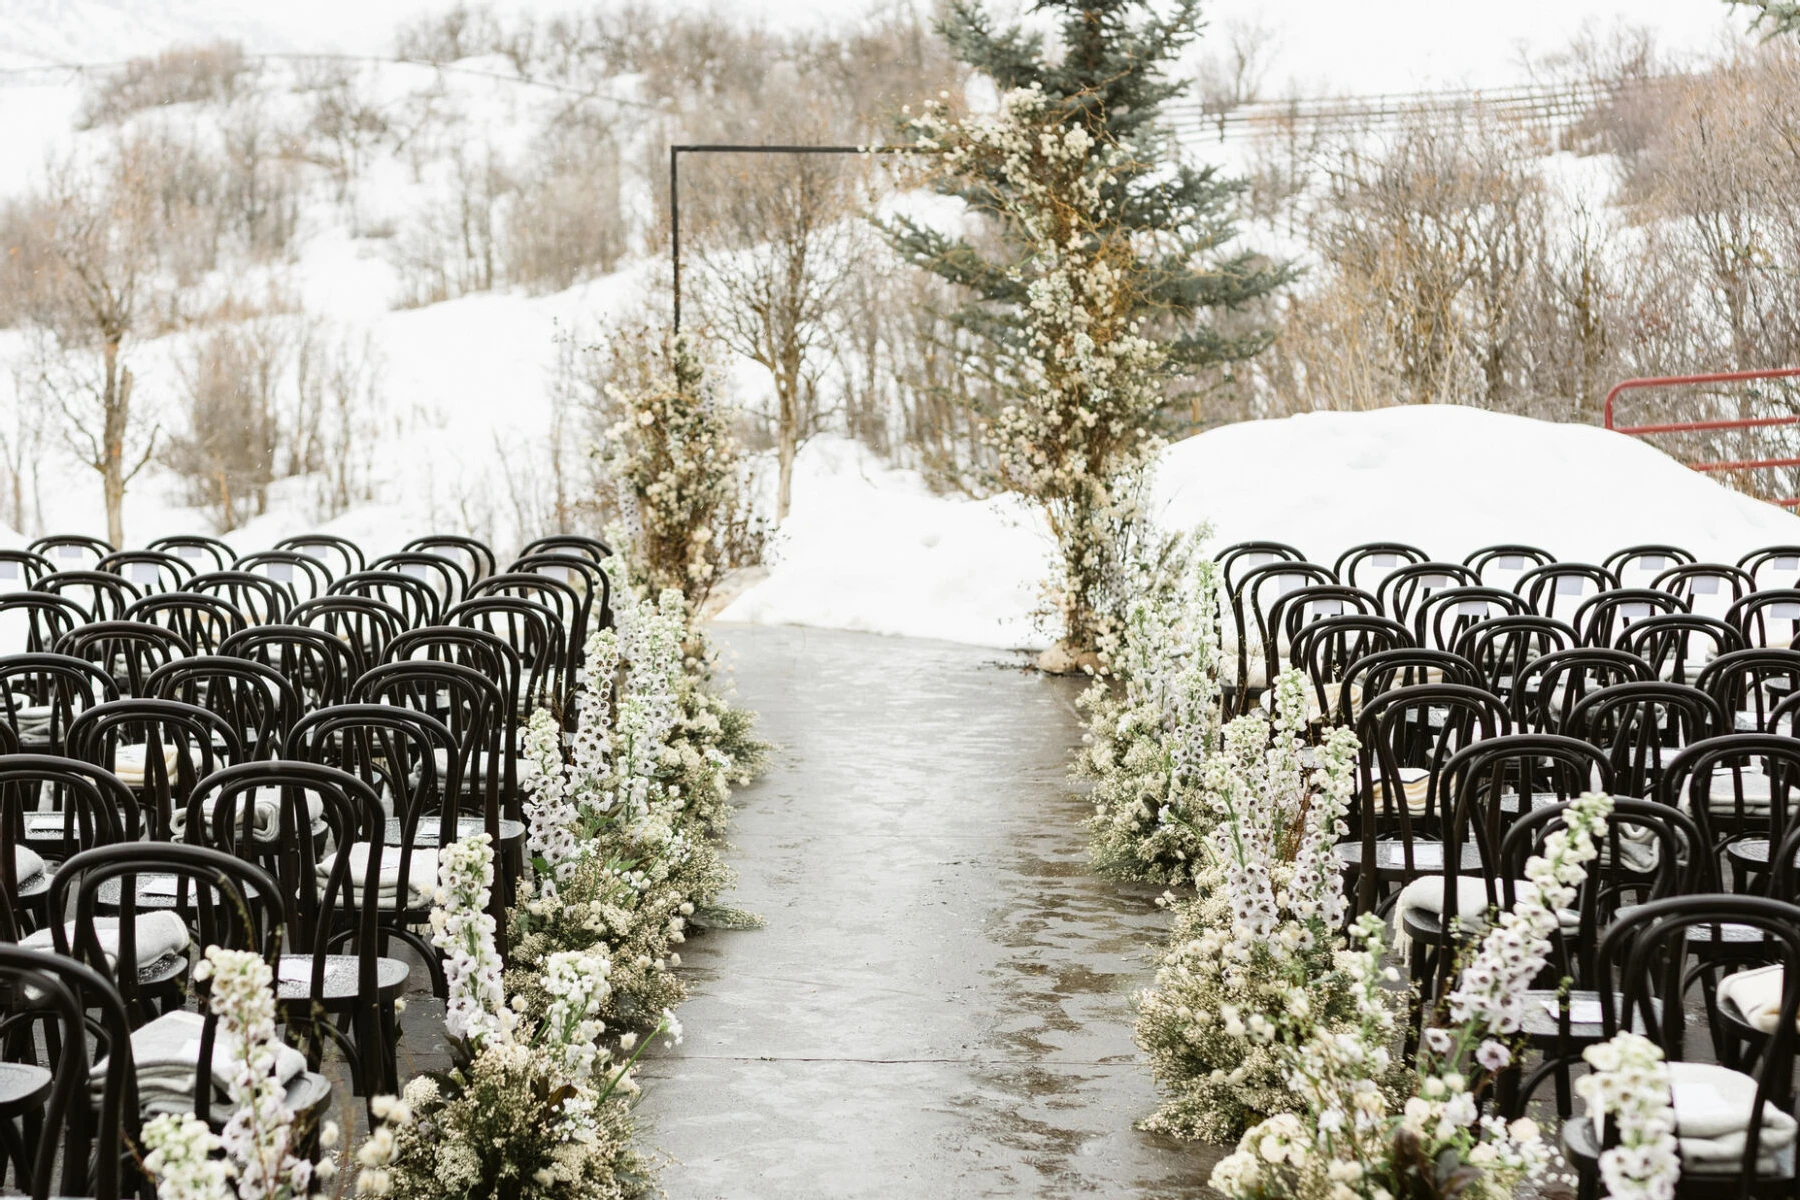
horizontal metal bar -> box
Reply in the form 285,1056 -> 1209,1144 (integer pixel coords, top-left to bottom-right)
1615,414 -> 1800,435
1692,456 -> 1800,473
1605,368 -> 1800,429
671,144 -> 907,154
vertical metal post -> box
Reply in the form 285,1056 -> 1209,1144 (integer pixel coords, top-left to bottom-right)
670,145 -> 682,334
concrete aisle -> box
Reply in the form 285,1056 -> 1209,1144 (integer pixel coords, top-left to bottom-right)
634,624 -> 1220,1199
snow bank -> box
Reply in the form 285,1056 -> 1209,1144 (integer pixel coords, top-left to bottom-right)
716,436 -> 1050,649
1155,406 -> 1800,568
721,407 -> 1800,649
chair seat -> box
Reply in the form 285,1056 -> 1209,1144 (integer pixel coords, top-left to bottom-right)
274,954 -> 409,1003
0,1061 -> 52,1113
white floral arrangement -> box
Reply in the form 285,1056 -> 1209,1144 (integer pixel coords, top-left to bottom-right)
352,834 -> 653,1200
1078,551 -> 1227,882
906,83 -> 1169,654
1211,792 -> 1615,1200
1134,669 -> 1368,1141
141,946 -> 337,1200
1576,1033 -> 1679,1200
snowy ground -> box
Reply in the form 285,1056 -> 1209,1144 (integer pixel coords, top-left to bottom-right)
721,407 -> 1800,651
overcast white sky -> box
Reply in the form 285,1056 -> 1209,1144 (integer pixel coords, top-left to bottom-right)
0,0 -> 1758,93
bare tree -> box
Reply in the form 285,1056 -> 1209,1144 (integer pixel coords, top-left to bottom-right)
691,142 -> 866,519
11,141 -> 171,546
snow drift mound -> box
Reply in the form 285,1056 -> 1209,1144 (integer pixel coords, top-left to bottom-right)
720,407 -> 1799,649
716,436 -> 1050,649
1154,405 -> 1799,567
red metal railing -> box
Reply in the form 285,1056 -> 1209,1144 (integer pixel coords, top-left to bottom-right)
1604,369 -> 1800,508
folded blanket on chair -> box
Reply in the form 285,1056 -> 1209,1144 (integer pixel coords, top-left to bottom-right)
1587,1060 -> 1799,1172
112,744 -> 181,787
315,843 -> 439,908
170,787 -> 325,843
103,1009 -> 308,1116
13,844 -> 44,887
21,912 -> 190,969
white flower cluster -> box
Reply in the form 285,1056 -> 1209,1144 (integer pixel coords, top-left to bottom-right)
1577,1033 -> 1679,1200
521,708 -> 580,896
1215,794 -> 1617,1199
432,833 -> 510,1046
909,84 -> 1166,649
1079,550 -> 1229,881
1444,792 -> 1611,1035
142,946 -> 329,1200
540,949 -> 613,1082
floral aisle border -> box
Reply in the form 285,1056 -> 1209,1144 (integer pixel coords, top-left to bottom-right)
143,555 -> 767,1200
1075,548 -> 1631,1198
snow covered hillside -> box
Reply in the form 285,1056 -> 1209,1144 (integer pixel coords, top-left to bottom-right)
720,408 -> 1800,650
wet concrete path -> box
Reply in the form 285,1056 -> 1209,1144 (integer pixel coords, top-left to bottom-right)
634,624 -> 1219,1199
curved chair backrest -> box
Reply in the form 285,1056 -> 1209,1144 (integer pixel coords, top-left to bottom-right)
1331,541 -> 1430,595
147,534 -> 236,573
67,698 -> 245,839
469,571 -> 591,672
185,759 -> 384,968
1727,588 -> 1800,650
1740,544 -> 1800,591
1571,587 -> 1687,648
147,655 -> 302,758
1660,733 -> 1800,860
1602,543 -> 1695,581
52,621 -> 194,697
0,652 -> 119,753
51,841 -> 288,1030
405,534 -> 498,583
1351,683 -> 1512,906
0,549 -> 55,589
353,658 -> 506,824
0,755 -> 133,924
1265,584 -> 1380,689
330,570 -> 440,628
220,623 -> 361,711
443,595 -> 566,711
232,549 -> 334,605
1375,561 -> 1480,628
1291,614 -> 1414,723
275,533 -> 366,577
519,533 -> 611,563
1567,681 -> 1726,800
1339,647 -> 1484,726
1463,543 -> 1556,588
1515,562 -> 1620,621
1698,648 -> 1800,734
509,552 -> 611,630
1452,614 -> 1578,704
123,591 -> 250,655
34,570 -> 141,623
97,549 -> 193,595
30,534 -> 113,570
289,595 -> 405,670
1594,894 -> 1800,1191
1653,562 -> 1756,624
1615,613 -> 1745,687
1514,647 -> 1655,734
0,944 -> 137,1200
1415,585 -> 1529,653
183,570 -> 294,625
1215,541 -> 1307,600
371,552 -> 472,611
0,591 -> 89,655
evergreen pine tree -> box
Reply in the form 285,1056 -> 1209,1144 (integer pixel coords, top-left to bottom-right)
886,0 -> 1288,663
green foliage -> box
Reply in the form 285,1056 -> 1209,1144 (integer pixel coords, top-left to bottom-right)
1733,0 -> 1800,36
887,0 -> 1289,387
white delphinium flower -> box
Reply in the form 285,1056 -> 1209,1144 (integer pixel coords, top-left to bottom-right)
519,707 -> 579,896
432,833 -> 509,1046
540,948 -> 613,1081
1577,1033 -> 1679,1200
141,1113 -> 229,1200
190,946 -> 311,1200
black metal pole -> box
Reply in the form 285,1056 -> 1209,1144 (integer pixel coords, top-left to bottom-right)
670,145 -> 681,334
